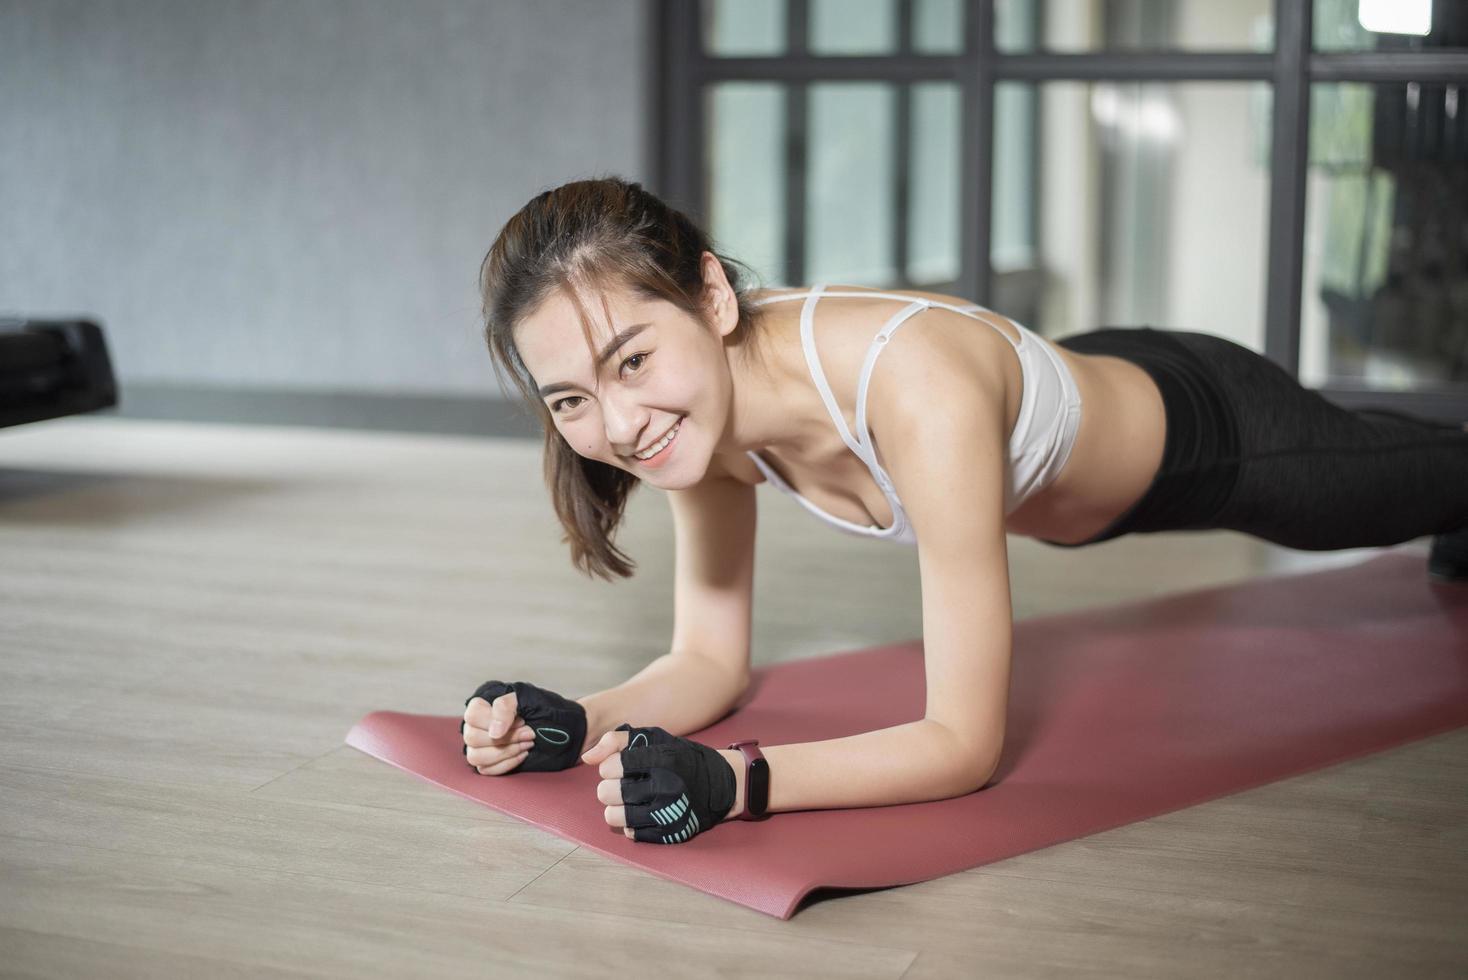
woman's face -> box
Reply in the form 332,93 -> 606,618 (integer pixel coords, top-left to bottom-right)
515,278 -> 737,487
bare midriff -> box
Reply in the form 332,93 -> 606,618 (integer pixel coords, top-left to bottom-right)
713,286 -> 1169,546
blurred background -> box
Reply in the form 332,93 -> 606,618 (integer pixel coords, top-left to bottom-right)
2,0 -> 1465,434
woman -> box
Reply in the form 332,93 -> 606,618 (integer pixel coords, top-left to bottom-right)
460,176 -> 1468,845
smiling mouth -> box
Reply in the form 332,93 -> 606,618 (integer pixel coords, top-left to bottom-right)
629,417 -> 682,459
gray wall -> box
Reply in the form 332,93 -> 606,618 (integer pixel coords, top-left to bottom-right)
0,0 -> 650,403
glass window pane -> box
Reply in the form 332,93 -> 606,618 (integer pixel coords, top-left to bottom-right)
994,84 -> 1037,272
702,0 -> 787,57
1314,0 -> 1467,53
807,83 -> 897,285
995,0 -> 1039,51
810,0 -> 897,55
997,0 -> 1275,53
1299,81 -> 1468,394
909,83 -> 962,283
1005,81 -> 1271,350
707,83 -> 788,286
913,0 -> 966,54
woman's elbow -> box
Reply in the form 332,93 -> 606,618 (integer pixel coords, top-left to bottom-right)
971,740 -> 1003,791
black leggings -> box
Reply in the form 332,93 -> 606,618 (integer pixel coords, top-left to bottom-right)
1042,327 -> 1468,551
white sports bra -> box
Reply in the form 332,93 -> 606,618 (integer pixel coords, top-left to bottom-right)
745,283 -> 1083,545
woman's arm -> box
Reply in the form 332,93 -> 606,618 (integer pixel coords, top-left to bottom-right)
717,719 -> 989,817
576,470 -> 757,754
575,651 -> 748,754
720,316 -> 1018,813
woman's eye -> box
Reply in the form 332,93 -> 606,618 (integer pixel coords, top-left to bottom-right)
551,353 -> 649,415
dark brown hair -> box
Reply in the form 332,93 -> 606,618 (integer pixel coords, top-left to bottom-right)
478,175 -> 771,582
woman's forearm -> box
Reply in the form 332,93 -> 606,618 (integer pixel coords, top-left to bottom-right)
730,720 -> 988,815
574,652 -> 748,755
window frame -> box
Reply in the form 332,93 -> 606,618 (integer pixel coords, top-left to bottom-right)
651,0 -> 1468,422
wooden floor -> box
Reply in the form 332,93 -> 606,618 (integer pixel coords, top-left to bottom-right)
1,417 -> 1464,979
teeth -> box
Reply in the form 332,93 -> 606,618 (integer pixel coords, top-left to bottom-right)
635,419 -> 681,459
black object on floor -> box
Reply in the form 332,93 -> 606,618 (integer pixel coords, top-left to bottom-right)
1429,527 -> 1468,583
0,319 -> 118,429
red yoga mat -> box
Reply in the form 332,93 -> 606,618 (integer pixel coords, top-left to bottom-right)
345,549 -> 1468,919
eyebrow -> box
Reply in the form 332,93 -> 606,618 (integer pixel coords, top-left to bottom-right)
537,322 -> 653,398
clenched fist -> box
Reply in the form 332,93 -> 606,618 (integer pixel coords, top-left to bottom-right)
462,680 -> 588,774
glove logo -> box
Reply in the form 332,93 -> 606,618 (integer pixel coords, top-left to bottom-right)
650,793 -> 700,843
533,726 -> 571,745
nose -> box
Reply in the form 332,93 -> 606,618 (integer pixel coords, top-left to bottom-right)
601,394 -> 651,457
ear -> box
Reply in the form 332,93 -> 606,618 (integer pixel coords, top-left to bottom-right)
699,251 -> 740,339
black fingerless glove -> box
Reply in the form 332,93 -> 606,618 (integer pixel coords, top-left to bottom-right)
614,723 -> 737,844
462,680 -> 588,773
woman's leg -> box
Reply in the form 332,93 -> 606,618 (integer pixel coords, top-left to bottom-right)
1048,327 -> 1468,554
1166,331 -> 1468,551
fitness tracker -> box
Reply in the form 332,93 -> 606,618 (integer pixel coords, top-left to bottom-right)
726,739 -> 771,820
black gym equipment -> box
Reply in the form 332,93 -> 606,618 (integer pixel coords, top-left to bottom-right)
0,319 -> 118,429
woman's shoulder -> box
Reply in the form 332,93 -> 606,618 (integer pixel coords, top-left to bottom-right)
747,283 -> 980,309
749,283 -> 1013,386
739,280 -> 1015,458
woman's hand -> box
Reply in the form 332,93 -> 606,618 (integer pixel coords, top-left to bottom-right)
580,723 -> 741,843
462,680 -> 588,774
462,686 -> 536,775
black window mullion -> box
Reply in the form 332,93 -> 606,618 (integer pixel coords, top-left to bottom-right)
960,0 -> 996,306
699,55 -> 957,82
656,0 -> 702,213
1311,51 -> 1468,83
1262,0 -> 1312,377
1027,0 -> 1044,309
895,0 -> 913,286
704,51 -> 1276,83
995,51 -> 1273,81
785,0 -> 809,287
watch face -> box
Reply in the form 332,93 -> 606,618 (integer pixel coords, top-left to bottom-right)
747,756 -> 770,815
